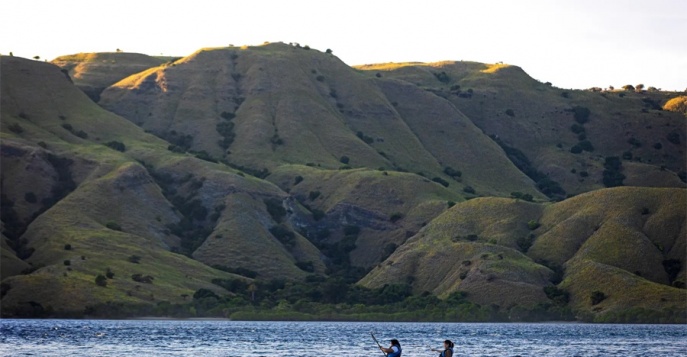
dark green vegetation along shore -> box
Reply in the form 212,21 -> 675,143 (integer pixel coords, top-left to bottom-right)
1,43 -> 685,323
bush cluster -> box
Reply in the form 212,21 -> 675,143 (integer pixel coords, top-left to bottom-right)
602,156 -> 625,187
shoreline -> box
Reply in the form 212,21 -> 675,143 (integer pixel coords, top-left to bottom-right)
4,317 -> 681,325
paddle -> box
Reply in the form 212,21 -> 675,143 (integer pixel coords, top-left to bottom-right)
370,332 -> 387,357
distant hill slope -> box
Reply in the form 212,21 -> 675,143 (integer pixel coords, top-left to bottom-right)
358,62 -> 686,196
360,187 -> 686,321
52,52 -> 167,102
0,56 -> 312,316
2,44 -> 685,322
97,43 -> 542,199
0,55 -> 464,316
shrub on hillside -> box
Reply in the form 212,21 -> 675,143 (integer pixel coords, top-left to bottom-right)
95,274 -> 107,287
667,132 -> 681,145
505,109 -> 515,117
433,71 -> 450,83
339,156 -> 350,164
511,192 -> 534,202
443,166 -> 462,178
190,150 -> 217,163
662,259 -> 682,284
570,124 -> 585,134
193,288 -> 219,300
578,140 -> 594,152
568,106 -> 591,124
602,156 -> 625,187
104,141 -> 126,152
105,221 -> 122,231
627,137 -> 642,147
296,261 -> 315,272
590,291 -> 607,305
270,134 -> 284,146
131,274 -> 154,284
380,243 -> 398,261
544,286 -> 569,306
356,131 -> 375,144
432,177 -> 449,187
220,111 -> 236,120
8,123 -> 24,134
516,235 -> 534,252
269,224 -> 296,247
127,255 -> 141,264
663,96 -> 687,114
389,212 -> 403,223
527,220 -> 540,230
264,198 -> 286,223
463,186 -> 475,194
308,191 -> 321,201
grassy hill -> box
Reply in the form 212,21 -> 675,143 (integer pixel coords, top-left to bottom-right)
51,52 -> 167,102
358,61 -> 686,196
0,56 -> 311,316
360,187 -> 686,322
1,45 -> 685,322
97,43 -> 542,199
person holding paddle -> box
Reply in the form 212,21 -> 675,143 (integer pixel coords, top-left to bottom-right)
430,339 -> 454,357
379,339 -> 402,357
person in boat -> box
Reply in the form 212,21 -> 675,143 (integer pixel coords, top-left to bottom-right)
380,339 -> 402,357
431,339 -> 454,357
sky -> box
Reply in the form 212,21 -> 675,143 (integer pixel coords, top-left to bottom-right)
2,0 -> 686,90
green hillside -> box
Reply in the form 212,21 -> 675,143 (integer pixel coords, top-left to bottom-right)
1,44 -> 685,322
360,187 -> 686,322
358,61 -> 686,196
51,52 -> 167,102
97,43 -> 541,199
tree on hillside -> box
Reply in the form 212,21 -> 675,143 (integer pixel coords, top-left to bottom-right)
622,84 -> 635,91
635,84 -> 645,92
33,56 -> 40,60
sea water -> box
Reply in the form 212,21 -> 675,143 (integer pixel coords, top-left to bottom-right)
1,319 -> 685,356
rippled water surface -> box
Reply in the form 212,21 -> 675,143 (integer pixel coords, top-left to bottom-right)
1,319 -> 685,356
